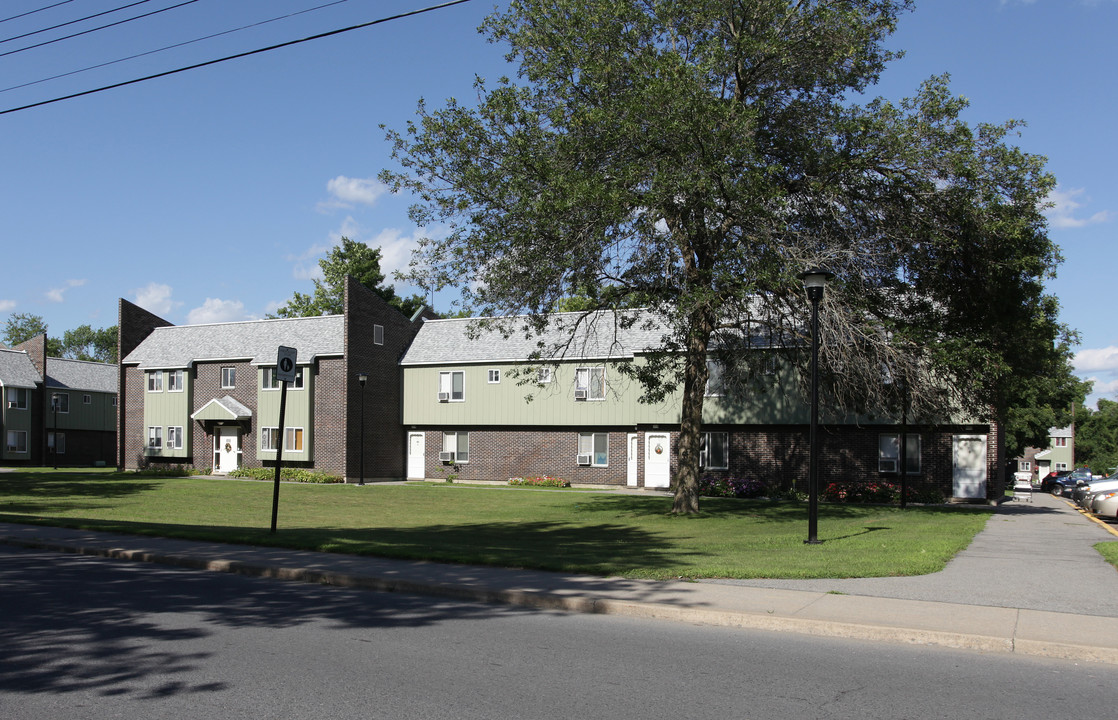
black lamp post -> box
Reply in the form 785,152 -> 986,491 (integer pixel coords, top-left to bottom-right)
357,372 -> 368,486
800,268 -> 832,545
50,393 -> 60,470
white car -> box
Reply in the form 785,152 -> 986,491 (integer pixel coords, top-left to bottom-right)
1092,489 -> 1118,520
1080,477 -> 1118,509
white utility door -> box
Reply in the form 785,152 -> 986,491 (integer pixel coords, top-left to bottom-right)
953,434 -> 987,500
626,433 -> 639,487
644,432 -> 671,489
407,432 -> 426,479
215,427 -> 240,474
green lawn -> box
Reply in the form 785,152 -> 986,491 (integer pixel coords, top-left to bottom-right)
0,469 -> 994,580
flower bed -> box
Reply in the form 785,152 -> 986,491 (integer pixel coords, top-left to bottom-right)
508,476 -> 570,488
697,474 -> 768,499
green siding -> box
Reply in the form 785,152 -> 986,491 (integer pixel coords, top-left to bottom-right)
2,404 -> 33,459
47,390 -> 117,432
256,367 -> 314,461
142,372 -> 192,459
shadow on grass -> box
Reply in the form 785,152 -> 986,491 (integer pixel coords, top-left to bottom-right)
0,470 -> 160,514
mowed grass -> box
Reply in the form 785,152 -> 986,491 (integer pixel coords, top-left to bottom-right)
0,469 -> 993,580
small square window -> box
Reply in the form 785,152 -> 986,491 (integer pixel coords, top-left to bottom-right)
221,367 -> 236,389
537,368 -> 552,384
83,394 -> 92,405
488,369 -> 501,384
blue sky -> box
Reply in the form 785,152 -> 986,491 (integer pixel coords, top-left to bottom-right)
1,0 -> 1115,407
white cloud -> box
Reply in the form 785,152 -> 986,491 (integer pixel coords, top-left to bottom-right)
1045,186 -> 1111,229
1074,346 -> 1118,373
187,298 -> 253,325
132,282 -> 180,317
317,176 -> 388,212
0,300 -> 15,313
46,278 -> 86,303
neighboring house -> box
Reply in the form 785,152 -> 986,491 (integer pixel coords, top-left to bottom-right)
1,335 -> 118,466
1033,426 -> 1074,479
117,277 -> 429,480
399,311 -> 1001,500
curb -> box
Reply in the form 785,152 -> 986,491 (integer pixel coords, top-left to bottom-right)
6,532 -> 1118,666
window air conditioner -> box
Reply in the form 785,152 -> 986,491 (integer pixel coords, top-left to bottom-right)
574,389 -> 588,400
576,454 -> 592,466
438,392 -> 450,402
439,451 -> 455,463
6,401 -> 15,408
879,459 -> 898,473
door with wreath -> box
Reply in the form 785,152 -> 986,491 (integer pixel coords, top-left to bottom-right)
214,426 -> 241,474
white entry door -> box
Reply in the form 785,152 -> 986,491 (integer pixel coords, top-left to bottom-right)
626,433 -> 638,487
407,432 -> 426,479
953,434 -> 988,499
644,432 -> 671,489
215,426 -> 240,474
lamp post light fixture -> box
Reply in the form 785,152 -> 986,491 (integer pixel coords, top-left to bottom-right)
800,268 -> 833,545
357,372 -> 368,486
50,393 -> 60,470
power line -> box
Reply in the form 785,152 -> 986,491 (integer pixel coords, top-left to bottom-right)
1,0 -> 201,58
0,0 -> 473,116
0,0 -> 155,45
0,0 -> 80,25
0,0 -> 356,95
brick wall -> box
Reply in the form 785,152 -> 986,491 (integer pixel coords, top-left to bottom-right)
117,299 -> 174,469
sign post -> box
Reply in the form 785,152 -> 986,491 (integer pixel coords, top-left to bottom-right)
270,346 -> 297,534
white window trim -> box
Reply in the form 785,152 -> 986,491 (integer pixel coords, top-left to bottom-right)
879,433 -> 921,474
700,432 -> 729,470
6,387 -> 29,410
52,393 -> 69,414
261,427 -> 280,452
704,360 -> 724,397
7,430 -> 28,453
147,426 -> 163,449
577,432 -> 609,467
167,426 -> 184,450
488,369 -> 501,384
284,427 -> 305,453
574,366 -> 606,401
537,368 -> 552,384
374,324 -> 384,346
48,431 -> 66,454
263,366 -> 304,390
147,371 -> 163,393
167,369 -> 184,393
441,431 -> 470,463
439,371 -> 466,402
221,367 -> 236,389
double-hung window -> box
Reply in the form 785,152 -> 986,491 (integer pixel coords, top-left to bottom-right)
52,393 -> 69,413
439,371 -> 465,402
167,426 -> 184,450
147,371 -> 163,392
48,432 -> 66,455
167,370 -> 183,392
705,360 -> 724,397
263,366 -> 303,389
221,367 -> 236,389
577,432 -> 609,467
147,426 -> 163,449
700,432 -> 729,470
285,428 -> 304,453
261,427 -> 280,452
879,434 -> 921,474
488,369 -> 501,384
574,367 -> 605,401
441,431 -> 469,463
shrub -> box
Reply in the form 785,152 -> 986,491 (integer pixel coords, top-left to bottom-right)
823,480 -> 946,505
697,474 -> 768,499
227,467 -> 343,484
508,476 -> 570,488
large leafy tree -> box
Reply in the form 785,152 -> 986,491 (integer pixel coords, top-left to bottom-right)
383,0 -> 1066,513
1074,399 -> 1118,476
3,313 -> 62,355
271,237 -> 425,318
61,324 -> 119,364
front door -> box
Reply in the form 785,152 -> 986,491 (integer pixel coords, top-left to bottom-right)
214,426 -> 241,474
407,432 -> 426,479
644,432 -> 671,489
626,433 -> 638,487
953,434 -> 987,500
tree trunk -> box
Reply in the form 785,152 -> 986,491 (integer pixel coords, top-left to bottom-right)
672,308 -> 714,514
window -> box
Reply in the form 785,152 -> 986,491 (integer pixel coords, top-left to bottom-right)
112,396 -> 118,407
1056,462 -> 1068,471
51,393 -> 69,413
1019,460 -> 1031,471
374,324 -> 384,346
83,394 -> 92,404
537,368 -> 552,384
261,427 -> 280,452
705,360 -> 724,397
1054,437 -> 1068,447
263,366 -> 304,389
48,432 -> 66,455
577,432 -> 609,467
285,427 -> 304,452
441,431 -> 469,463
488,369 -> 501,384
6,431 -> 27,453
574,367 -> 605,400
147,426 -> 163,449
6,387 -> 28,409
221,367 -> 236,388
701,432 -> 729,470
879,434 -> 921,474
439,371 -> 465,401
167,426 -> 184,450
147,371 -> 163,392
167,369 -> 183,392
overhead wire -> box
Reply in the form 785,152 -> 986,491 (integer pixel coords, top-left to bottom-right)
0,0 -> 473,116
0,0 -> 80,26
1,0 -> 202,58
0,0 -> 155,44
0,0 -> 357,95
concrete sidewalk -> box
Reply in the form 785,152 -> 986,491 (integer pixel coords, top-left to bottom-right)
2,491 -> 1117,666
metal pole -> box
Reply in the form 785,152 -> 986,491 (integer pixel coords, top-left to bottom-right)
358,382 -> 366,486
270,379 -> 288,534
806,290 -> 822,545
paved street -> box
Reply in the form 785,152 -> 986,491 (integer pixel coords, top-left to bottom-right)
1,545 -> 1115,720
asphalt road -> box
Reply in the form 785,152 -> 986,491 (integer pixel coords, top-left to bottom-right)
1,545 -> 1115,720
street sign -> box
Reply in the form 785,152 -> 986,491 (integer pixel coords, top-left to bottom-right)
276,346 -> 297,383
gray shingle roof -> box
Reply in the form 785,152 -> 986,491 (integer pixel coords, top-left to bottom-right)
401,310 -> 670,365
46,357 -> 117,393
123,315 -> 344,369
0,349 -> 42,388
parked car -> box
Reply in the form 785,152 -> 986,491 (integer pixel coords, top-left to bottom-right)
1040,470 -> 1072,494
1074,474 -> 1118,508
1050,471 -> 1088,497
1092,490 -> 1118,520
